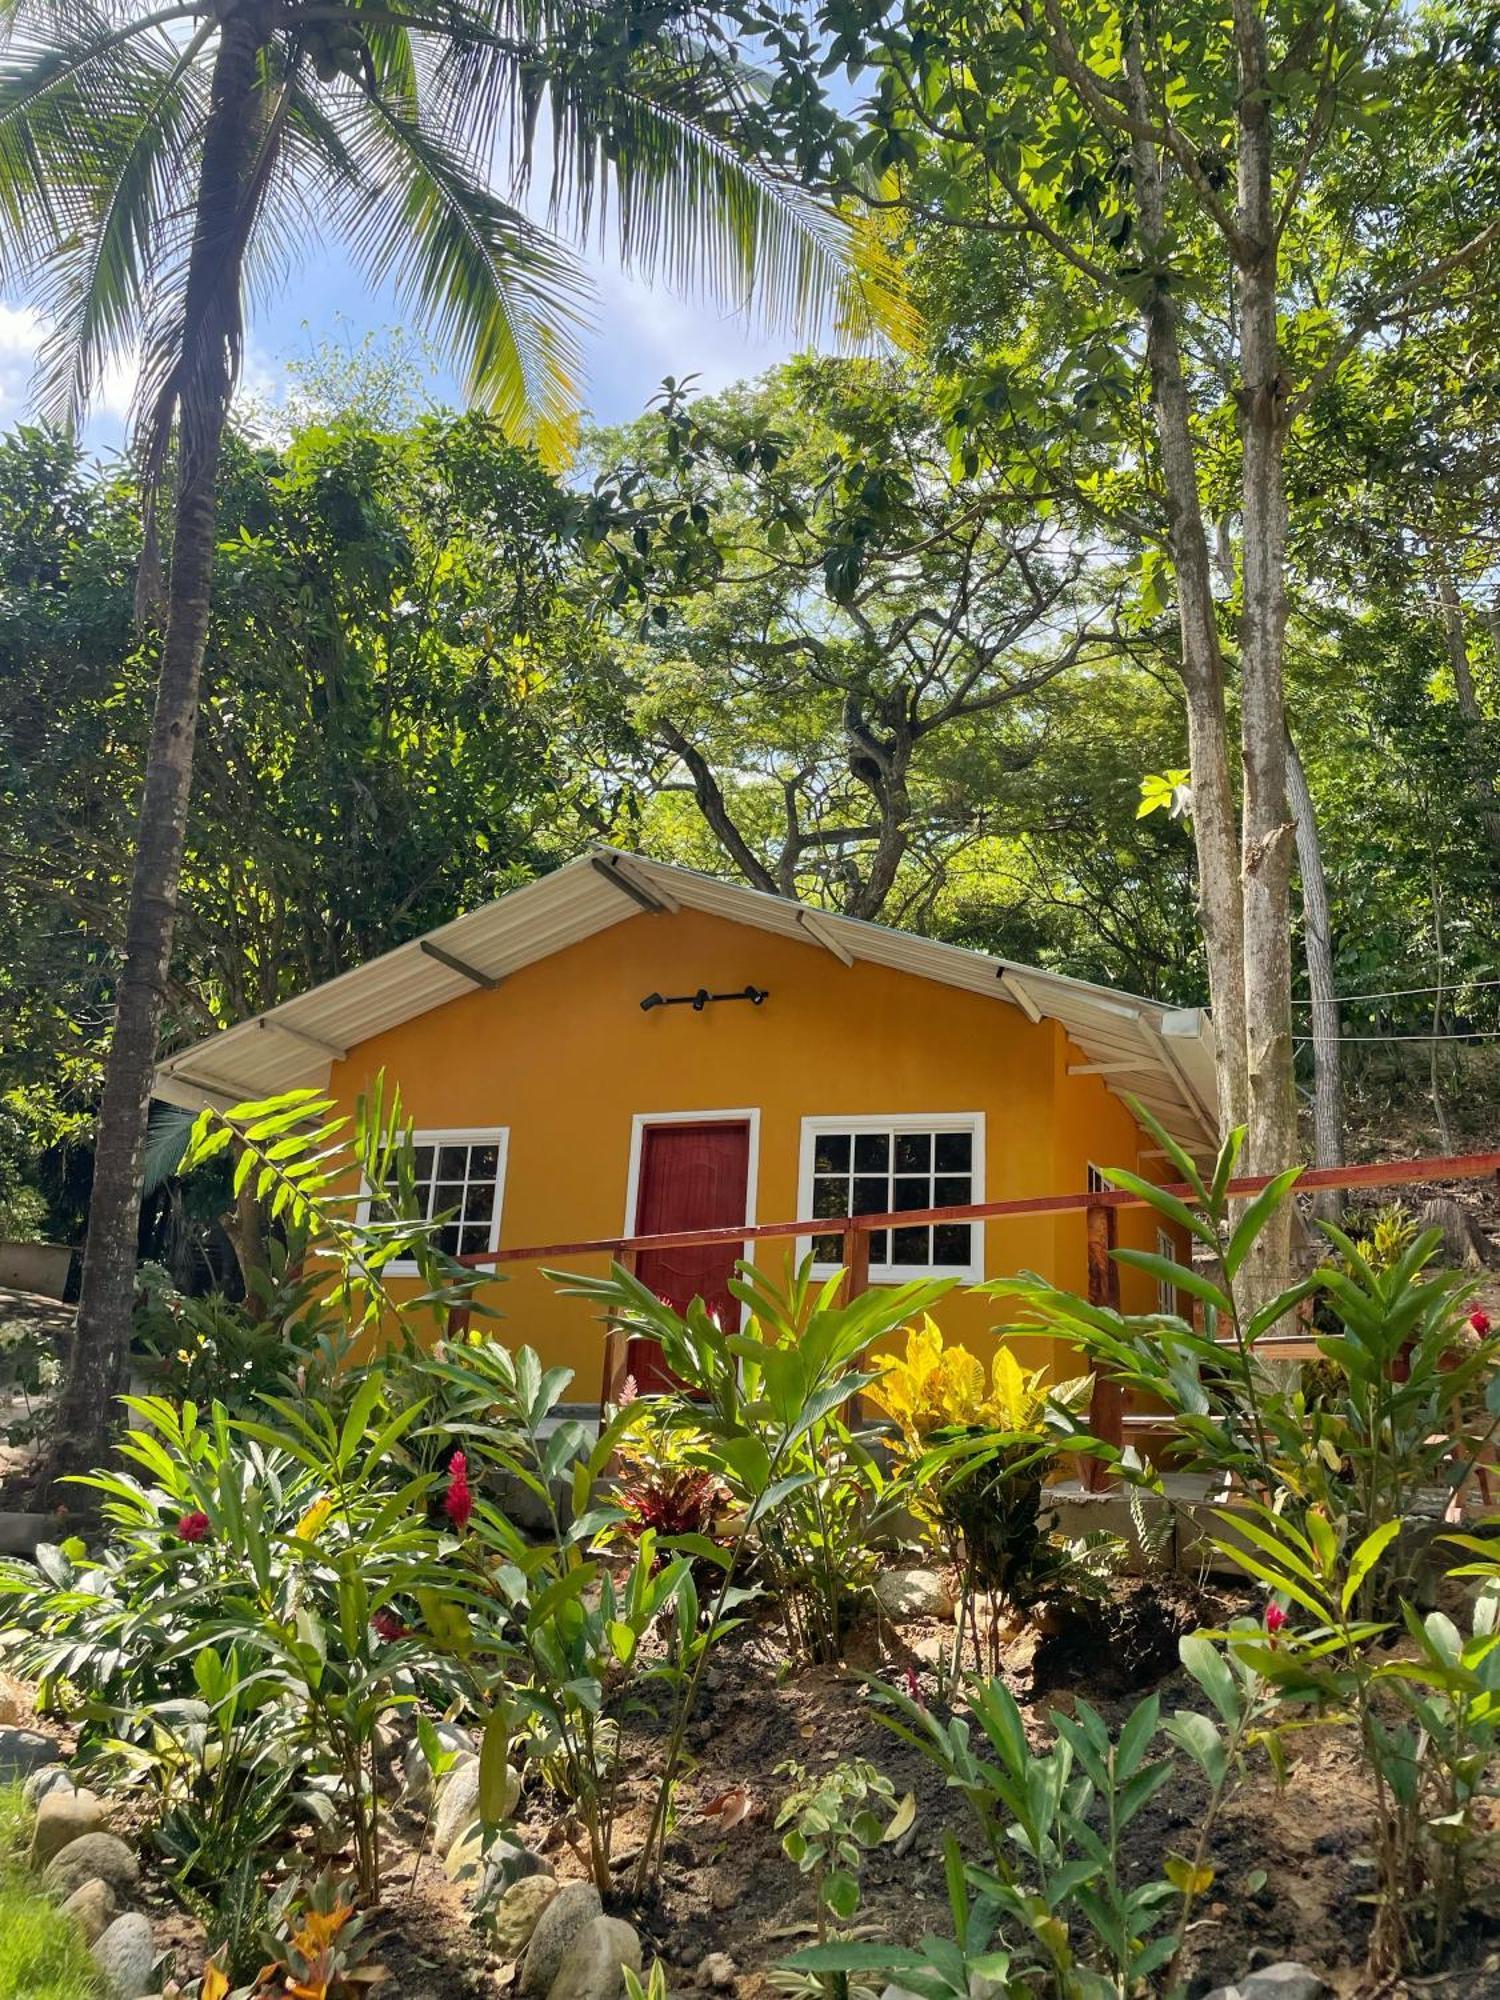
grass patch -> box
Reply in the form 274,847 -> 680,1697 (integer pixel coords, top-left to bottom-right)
0,1783 -> 102,1998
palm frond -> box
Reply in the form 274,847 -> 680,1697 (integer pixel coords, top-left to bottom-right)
418,0 -> 911,348
320,77 -> 590,461
30,19 -> 210,426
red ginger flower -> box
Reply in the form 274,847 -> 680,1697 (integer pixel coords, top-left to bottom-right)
177,1510 -> 210,1544
1469,1306 -> 1492,1338
372,1609 -> 412,1643
1265,1602 -> 1288,1635
445,1451 -> 473,1532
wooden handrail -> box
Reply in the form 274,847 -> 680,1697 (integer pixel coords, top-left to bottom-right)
455,1149 -> 1500,1272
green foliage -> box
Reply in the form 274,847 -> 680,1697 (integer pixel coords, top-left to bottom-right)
797,1635 -> 1274,2000
411,1333 -> 697,1892
1206,1509 -> 1500,1973
997,1110 -> 1500,1614
552,1254 -> 950,1890
775,1757 -> 903,1941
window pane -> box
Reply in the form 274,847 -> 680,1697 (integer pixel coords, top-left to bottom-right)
813,1177 -> 851,1220
437,1223 -> 462,1255
413,1146 -> 434,1181
470,1144 -> 500,1178
891,1225 -> 930,1266
433,1181 -> 465,1216
458,1225 -> 490,1256
853,1132 -> 890,1173
894,1132 -> 931,1173
867,1229 -> 889,1263
813,1132 -> 851,1173
893,1175 -> 930,1213
811,1232 -> 842,1264
852,1176 -> 889,1216
934,1176 -> 970,1207
935,1131 -> 972,1173
437,1144 -> 468,1179
464,1184 -> 493,1221
934,1223 -> 972,1266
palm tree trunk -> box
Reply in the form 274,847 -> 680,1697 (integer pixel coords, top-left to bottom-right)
52,8 -> 267,1483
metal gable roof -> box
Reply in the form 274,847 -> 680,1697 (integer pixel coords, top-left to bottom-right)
154,847 -> 1221,1149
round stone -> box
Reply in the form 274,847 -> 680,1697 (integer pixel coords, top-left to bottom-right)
44,1831 -> 140,1900
91,1912 -> 159,1999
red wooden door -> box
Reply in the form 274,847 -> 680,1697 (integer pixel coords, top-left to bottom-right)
629,1121 -> 751,1393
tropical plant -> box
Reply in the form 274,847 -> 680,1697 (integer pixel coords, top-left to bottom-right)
408,1333 -> 698,1893
130,1246 -> 344,1413
0,1379 -> 463,1898
613,1398 -> 730,1567
774,1757 -> 908,1943
4,0 -> 908,1489
208,1870 -> 386,2000
793,1633 -> 1278,1999
868,1318 -> 1093,1671
998,1111 -> 1500,1610
1204,1502 -> 1500,1976
552,1254 -> 952,1891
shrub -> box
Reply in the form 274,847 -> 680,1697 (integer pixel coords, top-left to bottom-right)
552,1254 -> 951,1890
790,1636 -> 1277,1999
775,1757 -> 906,1942
998,1108 -> 1500,1615
868,1319 -> 1093,1671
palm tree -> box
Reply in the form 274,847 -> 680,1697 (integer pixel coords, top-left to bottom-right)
0,0 -> 903,1478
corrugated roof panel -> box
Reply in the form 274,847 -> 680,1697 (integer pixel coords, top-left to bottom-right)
155,847 -> 1221,1147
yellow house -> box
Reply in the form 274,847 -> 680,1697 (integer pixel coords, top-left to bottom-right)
156,850 -> 1218,1398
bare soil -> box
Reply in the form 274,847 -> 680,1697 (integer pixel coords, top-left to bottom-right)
14,1570 -> 1500,1999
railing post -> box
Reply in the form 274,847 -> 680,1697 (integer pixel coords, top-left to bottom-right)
843,1222 -> 871,1302
1082,1200 -> 1122,1492
599,1244 -> 634,1416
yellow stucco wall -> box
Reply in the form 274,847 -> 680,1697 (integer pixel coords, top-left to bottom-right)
328,906 -> 1189,1397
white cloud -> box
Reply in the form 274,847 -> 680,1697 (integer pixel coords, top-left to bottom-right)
0,302 -> 47,426
579,260 -> 804,422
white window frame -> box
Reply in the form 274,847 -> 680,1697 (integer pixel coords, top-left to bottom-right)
1086,1162 -> 1109,1195
358,1126 -> 508,1276
796,1112 -> 987,1284
1155,1226 -> 1179,1315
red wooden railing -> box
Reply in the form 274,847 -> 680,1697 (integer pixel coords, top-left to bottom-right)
453,1150 -> 1500,1486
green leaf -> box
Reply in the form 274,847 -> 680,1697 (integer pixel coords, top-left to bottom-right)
1341,1518 -> 1401,1613
1224,1168 -> 1305,1279
478,1700 -> 513,1827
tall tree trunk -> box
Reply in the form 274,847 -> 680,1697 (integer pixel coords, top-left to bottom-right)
52,12 -> 267,1481
1124,29 -> 1248,1137
1435,567 -> 1500,860
1285,728 -> 1343,1219
1233,0 -> 1298,1291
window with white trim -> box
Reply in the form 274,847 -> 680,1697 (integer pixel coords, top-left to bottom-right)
799,1115 -> 985,1281
1155,1227 -> 1179,1315
365,1128 -> 507,1272
1086,1162 -> 1109,1195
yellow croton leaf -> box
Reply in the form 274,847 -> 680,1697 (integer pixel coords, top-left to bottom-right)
294,1494 -> 335,1543
200,1958 -> 230,2000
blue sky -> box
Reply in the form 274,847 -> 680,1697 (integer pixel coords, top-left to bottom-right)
0,236 -> 805,456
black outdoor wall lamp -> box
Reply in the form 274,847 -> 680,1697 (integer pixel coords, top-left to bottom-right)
640,985 -> 769,1013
